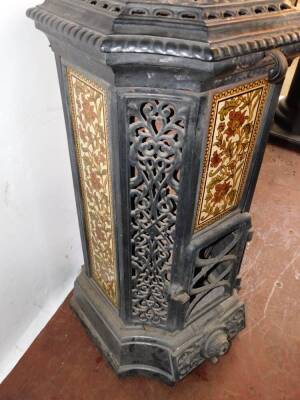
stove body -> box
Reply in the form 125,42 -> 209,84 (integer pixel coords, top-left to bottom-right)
27,0 -> 300,383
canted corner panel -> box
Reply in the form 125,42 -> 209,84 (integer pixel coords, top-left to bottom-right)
67,67 -> 117,306
194,79 -> 269,233
128,98 -> 189,327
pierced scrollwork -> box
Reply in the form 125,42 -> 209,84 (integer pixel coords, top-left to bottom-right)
128,99 -> 188,327
186,226 -> 248,324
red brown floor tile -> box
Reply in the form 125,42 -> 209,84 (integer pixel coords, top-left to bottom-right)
1,143 -> 300,400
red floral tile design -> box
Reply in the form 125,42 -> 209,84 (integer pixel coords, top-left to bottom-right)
67,68 -> 117,305
194,79 -> 269,232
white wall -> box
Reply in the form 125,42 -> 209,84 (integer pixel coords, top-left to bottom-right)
0,1 -> 83,382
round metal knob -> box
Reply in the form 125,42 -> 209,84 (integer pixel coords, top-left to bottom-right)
202,330 -> 230,360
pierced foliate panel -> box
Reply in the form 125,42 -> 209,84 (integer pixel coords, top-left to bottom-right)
128,99 -> 189,327
186,219 -> 250,325
67,68 -> 117,305
194,79 -> 269,232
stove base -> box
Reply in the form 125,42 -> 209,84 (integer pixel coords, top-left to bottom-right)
71,271 -> 245,384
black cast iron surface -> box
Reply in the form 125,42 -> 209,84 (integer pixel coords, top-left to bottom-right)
27,0 -> 300,383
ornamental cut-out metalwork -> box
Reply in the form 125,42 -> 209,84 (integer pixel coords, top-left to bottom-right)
67,67 -> 117,305
186,226 -> 248,324
194,79 -> 269,232
128,99 -> 188,327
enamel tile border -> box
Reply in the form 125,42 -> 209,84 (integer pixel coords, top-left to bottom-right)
67,67 -> 117,305
194,79 -> 269,232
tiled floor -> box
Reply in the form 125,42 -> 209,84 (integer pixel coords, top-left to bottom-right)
1,143 -> 300,400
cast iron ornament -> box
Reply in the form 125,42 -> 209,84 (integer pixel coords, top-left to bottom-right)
27,0 -> 300,383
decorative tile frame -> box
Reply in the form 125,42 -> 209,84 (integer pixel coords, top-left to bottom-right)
67,67 -> 117,305
194,79 -> 269,232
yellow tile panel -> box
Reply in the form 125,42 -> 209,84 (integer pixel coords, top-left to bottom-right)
194,79 -> 269,232
67,67 -> 117,305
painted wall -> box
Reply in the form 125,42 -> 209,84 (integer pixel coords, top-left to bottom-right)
0,1 -> 82,382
